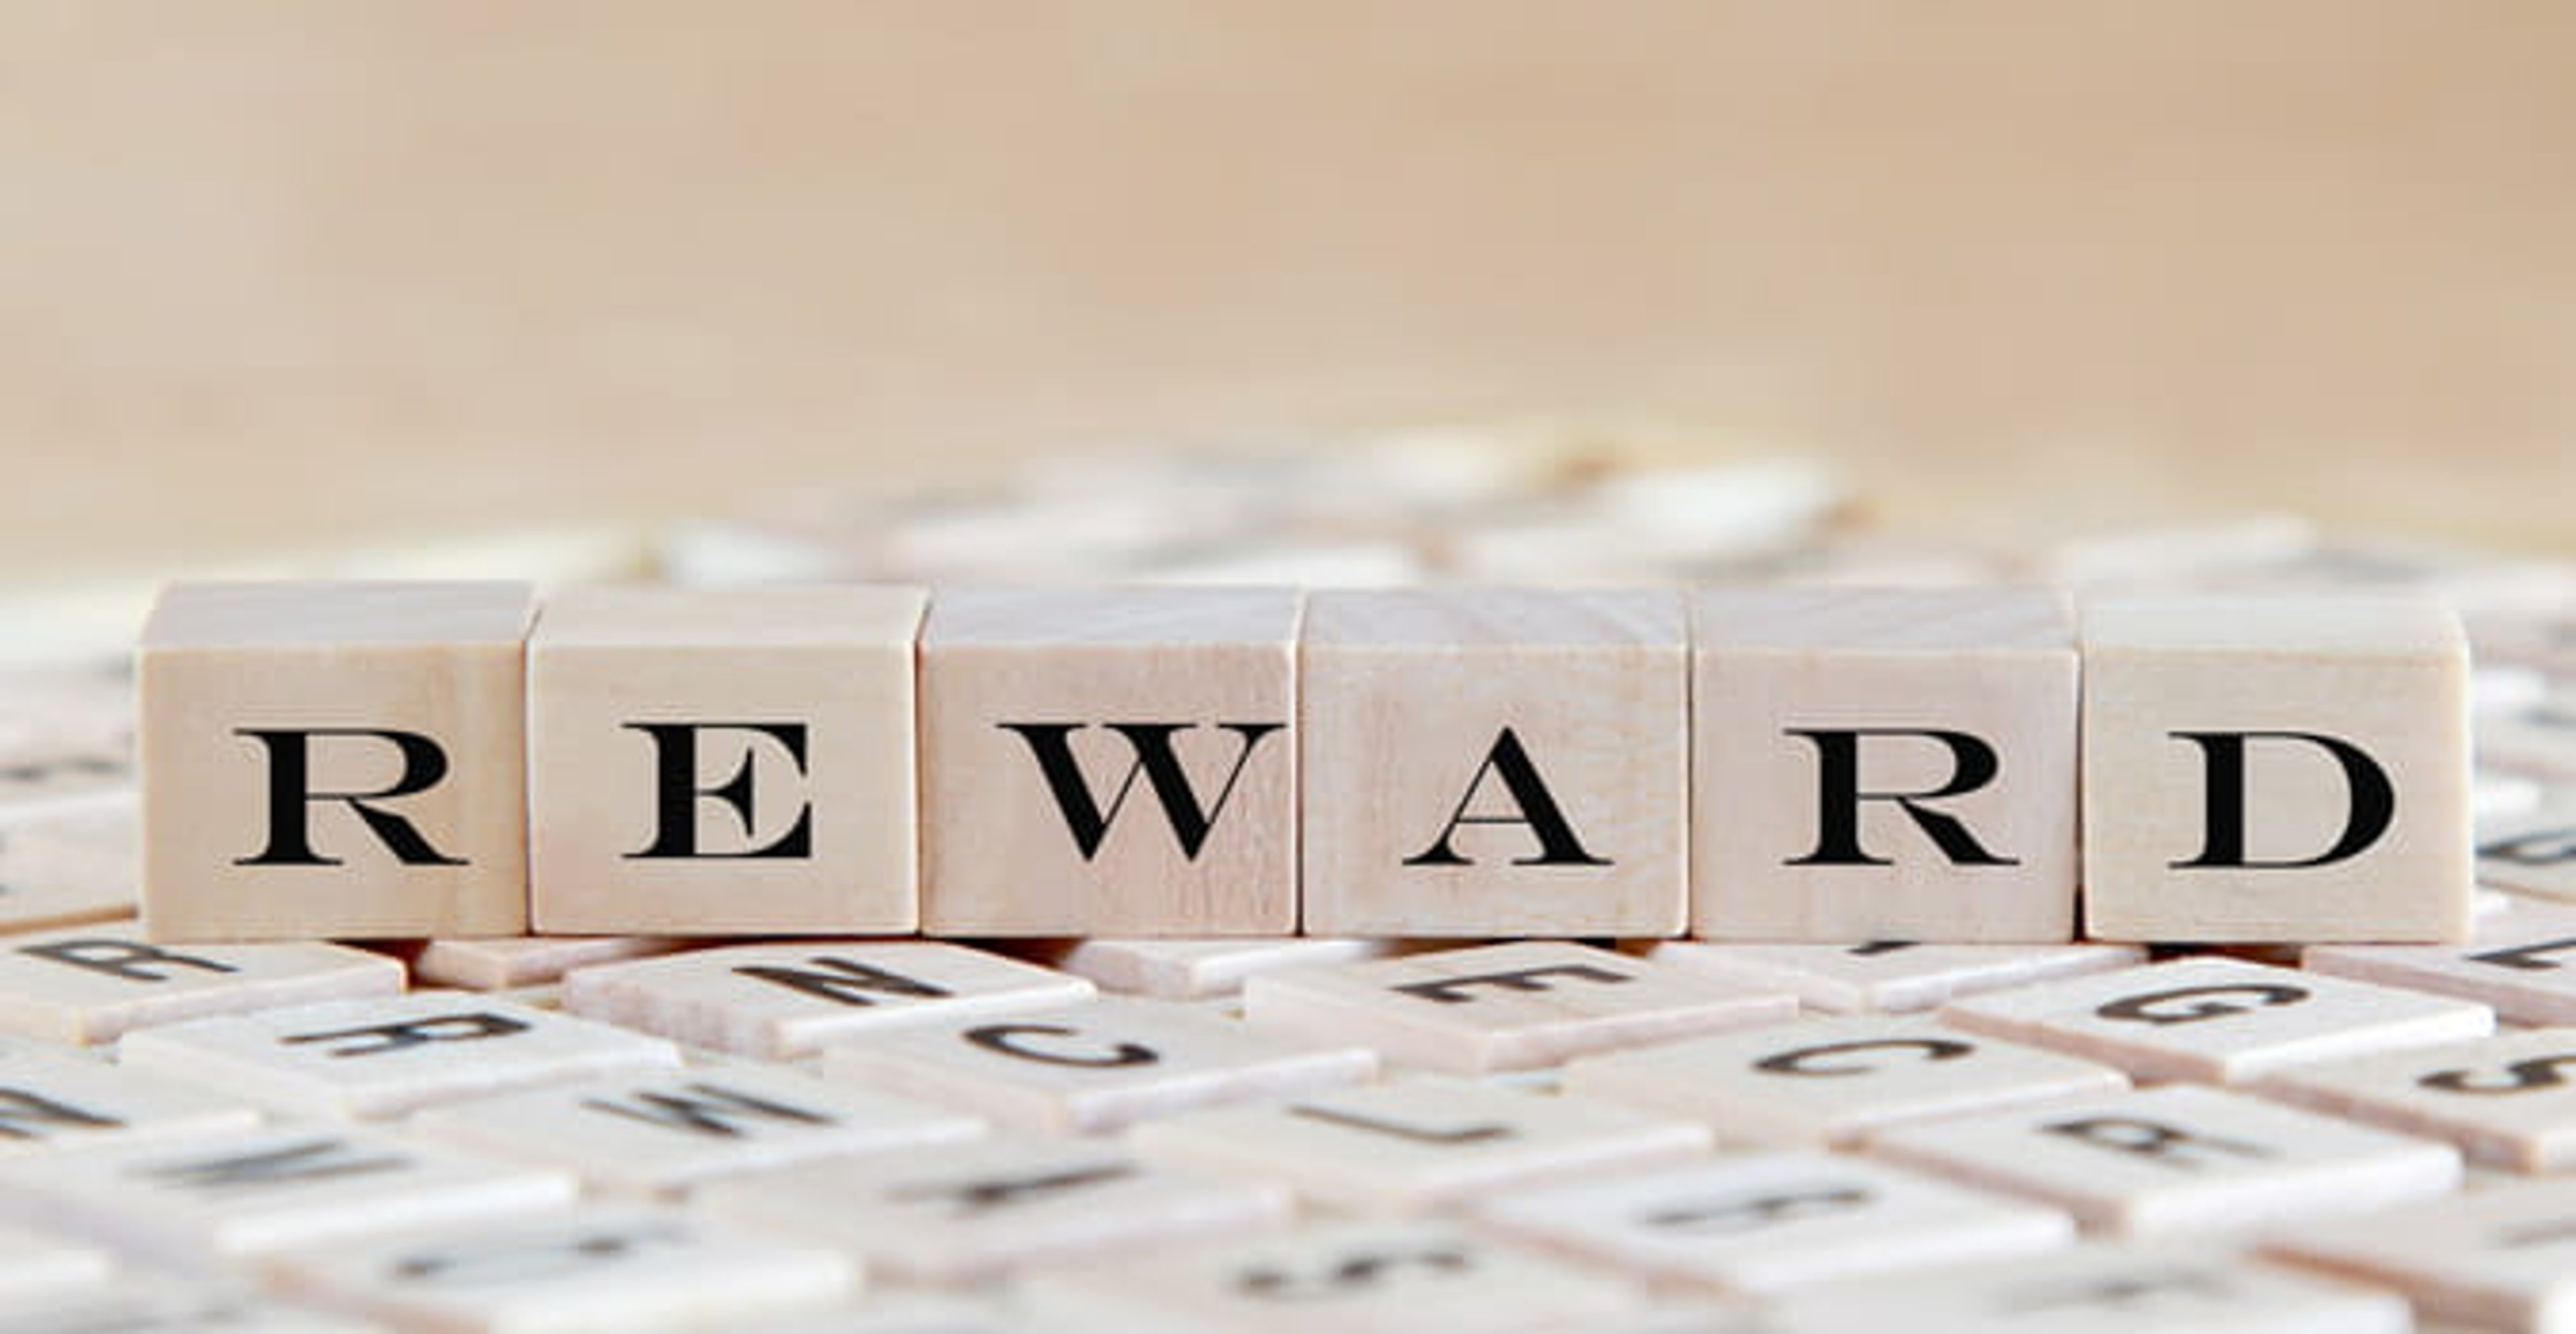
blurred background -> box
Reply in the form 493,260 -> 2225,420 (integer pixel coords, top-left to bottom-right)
4,1 -> 2573,576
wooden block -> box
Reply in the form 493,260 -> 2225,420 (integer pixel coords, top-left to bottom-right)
559,940 -> 1094,1059
527,584 -> 926,935
1938,956 -> 2494,1084
2264,1180 -> 2576,1333
697,1133 -> 1290,1287
818,995 -> 1375,1133
2477,803 -> 2576,902
139,582 -> 536,939
1868,1084 -> 2460,1237
1689,588 -> 2080,941
1127,1074 -> 1709,1215
1475,1151 -> 2074,1296
1762,1241 -> 2410,1334
0,796 -> 139,932
919,588 -> 1299,935
0,924 -> 402,1045
0,1282 -> 385,1333
2305,901 -> 2576,1025
1240,941 -> 1794,1074
117,992 -> 680,1120
1299,589 -> 1687,936
2080,597 -> 2474,943
412,934 -> 693,990
2252,1029 -> 2576,1173
1563,1015 -> 2129,1148
0,1049 -> 260,1155
1055,936 -> 1395,1000
1650,939 -> 2147,1014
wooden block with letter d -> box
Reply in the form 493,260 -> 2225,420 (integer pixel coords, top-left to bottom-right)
2082,597 -> 2473,943
919,587 -> 1300,935
526,584 -> 925,934
1690,587 -> 2080,941
138,582 -> 535,941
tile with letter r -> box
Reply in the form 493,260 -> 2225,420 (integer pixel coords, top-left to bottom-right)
2264,1179 -> 2576,1333
0,923 -> 402,1045
0,1047 -> 260,1156
2253,1028 -> 2576,1173
2305,900 -> 2576,1025
1649,938 -> 2147,1014
1759,1240 -> 2408,1334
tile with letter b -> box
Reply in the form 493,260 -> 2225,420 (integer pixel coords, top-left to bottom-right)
1760,1241 -> 2410,1334
2264,1180 -> 2576,1333
2253,1029 -> 2576,1172
1690,588 -> 2080,941
919,588 -> 1299,935
0,923 -> 403,1045
2304,901 -> 2576,1025
139,582 -> 537,940
1055,936 -> 1393,1000
0,1049 -> 259,1155
1298,589 -> 1686,937
1649,938 -> 2146,1014
2080,597 -> 2474,943
527,584 -> 926,935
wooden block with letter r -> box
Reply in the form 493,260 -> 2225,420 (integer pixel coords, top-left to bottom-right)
138,582 -> 535,941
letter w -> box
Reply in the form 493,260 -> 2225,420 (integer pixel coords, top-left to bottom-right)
998,723 -> 1283,861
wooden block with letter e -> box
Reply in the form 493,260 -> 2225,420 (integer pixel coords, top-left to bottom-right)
1299,588 -> 1686,936
527,584 -> 926,934
919,587 -> 1299,935
2080,597 -> 2473,943
1690,588 -> 2080,941
138,582 -> 535,940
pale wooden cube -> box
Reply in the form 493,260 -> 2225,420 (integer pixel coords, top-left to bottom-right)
2081,597 -> 2474,943
1690,589 -> 2078,942
1299,590 -> 1686,937
140,582 -> 535,940
527,585 -> 923,935
919,588 -> 1299,935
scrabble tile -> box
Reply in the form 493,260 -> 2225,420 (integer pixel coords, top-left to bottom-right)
1938,956 -> 2494,1083
1563,1015 -> 2129,1147
0,1282 -> 386,1333
918,588 -> 1299,935
0,742 -> 129,819
0,1049 -> 260,1153
1475,1151 -> 2073,1295
1868,1084 -> 2461,1236
2264,1180 -> 2576,1332
0,1125 -> 574,1273
2477,697 -> 2576,781
0,664 -> 135,756
698,1133 -> 1289,1286
1650,938 -> 2149,1014
1761,1241 -> 2410,1334
118,992 -> 680,1120
561,941 -> 1095,1059
268,1205 -> 855,1331
411,1060 -> 983,1197
1689,588 -> 2080,941
818,996 -> 1375,1133
527,585 -> 926,935
0,1223 -> 110,1300
2080,597 -> 2475,943
1299,589 -> 1687,936
1241,941 -> 1794,1074
0,796 -> 138,931
139,582 -> 537,939
0,923 -> 402,1045
412,934 -> 694,990
1128,1074 -> 1709,1214
2477,803 -> 2576,902
2253,1029 -> 2576,1172
1054,936 -> 1394,1000
2305,901 -> 2576,1024
2475,770 -> 2544,819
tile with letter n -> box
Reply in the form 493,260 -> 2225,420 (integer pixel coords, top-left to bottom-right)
0,923 -> 402,1045
2263,1180 -> 2576,1333
0,1048 -> 260,1156
2475,802 -> 2576,901
561,940 -> 1094,1060
2304,900 -> 2576,1025
1298,589 -> 1686,937
918,587 -> 1299,935
139,582 -> 537,940
527,584 -> 926,935
117,992 -> 680,1120
2079,597 -> 2474,943
1759,1240 -> 2410,1334
1689,588 -> 2081,942
1240,941 -> 1794,1074
2251,1029 -> 2576,1173
1649,938 -> 2146,1014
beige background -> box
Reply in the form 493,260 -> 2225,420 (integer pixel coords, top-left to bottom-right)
5,2 -> 2571,573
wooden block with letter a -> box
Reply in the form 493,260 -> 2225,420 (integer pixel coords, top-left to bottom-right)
1299,589 -> 1686,936
2080,597 -> 2473,943
527,584 -> 926,934
919,588 -> 1299,935
139,582 -> 535,940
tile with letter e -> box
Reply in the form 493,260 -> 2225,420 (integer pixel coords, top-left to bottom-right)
0,923 -> 402,1045
818,995 -> 1374,1133
2080,597 -> 2473,943
1649,938 -> 2146,1014
1760,1240 -> 2409,1334
698,1133 -> 1289,1287
2476,802 -> 2576,902
1240,940 -> 1793,1074
919,588 -> 1299,935
561,940 -> 1094,1059
1938,956 -> 2493,1084
2305,901 -> 2576,1025
527,584 -> 926,935
139,582 -> 537,939
2265,1180 -> 2576,1333
412,934 -> 692,991
1690,588 -> 2080,941
1299,589 -> 1686,936
1055,936 -> 1393,1000
118,992 -> 680,1120
1564,1015 -> 2128,1148
0,1048 -> 259,1155
1127,1074 -> 1709,1215
0,1282 -> 386,1333
1867,1084 -> 2460,1237
2252,1029 -> 2576,1172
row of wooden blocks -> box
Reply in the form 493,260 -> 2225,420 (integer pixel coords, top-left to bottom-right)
136,582 -> 2475,945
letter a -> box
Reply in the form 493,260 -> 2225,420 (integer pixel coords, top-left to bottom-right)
1404,727 -> 1609,868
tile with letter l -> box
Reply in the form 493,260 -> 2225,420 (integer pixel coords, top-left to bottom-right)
0,1282 -> 387,1333
818,995 -> 1375,1133
1867,1084 -> 2461,1237
1937,956 -> 2494,1084
2253,1029 -> 2576,1173
1650,938 -> 2147,1014
1241,940 -> 1794,1074
0,1048 -> 260,1156
1055,936 -> 1393,1000
118,992 -> 680,1120
2264,1180 -> 2576,1333
1759,1241 -> 2408,1334
0,923 -> 403,1045
2475,803 -> 2576,902
2305,901 -> 2576,1025
412,934 -> 692,991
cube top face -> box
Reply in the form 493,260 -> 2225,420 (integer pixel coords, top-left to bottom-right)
140,582 -> 535,652
529,584 -> 926,650
1693,587 -> 2075,654
922,587 -> 1301,650
2082,596 -> 2468,658
1301,588 -> 1682,650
